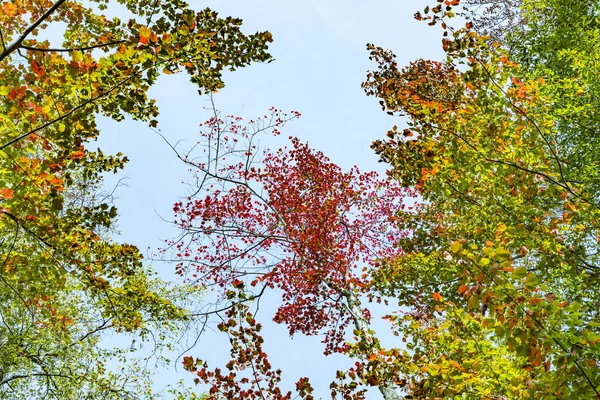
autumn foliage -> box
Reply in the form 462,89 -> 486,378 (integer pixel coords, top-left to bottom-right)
360,0 -> 600,398
4,0 -> 600,398
0,0 -> 273,397
172,0 -> 600,398
167,109 -> 414,398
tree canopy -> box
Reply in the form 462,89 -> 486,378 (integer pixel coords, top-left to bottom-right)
0,0 -> 272,398
3,0 -> 600,399
176,0 -> 600,398
362,0 -> 600,397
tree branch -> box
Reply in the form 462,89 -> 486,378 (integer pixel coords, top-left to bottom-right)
20,40 -> 126,53
0,74 -> 133,150
0,0 -> 67,63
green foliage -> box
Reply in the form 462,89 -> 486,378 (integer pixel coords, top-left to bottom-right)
0,0 -> 272,398
363,0 -> 600,397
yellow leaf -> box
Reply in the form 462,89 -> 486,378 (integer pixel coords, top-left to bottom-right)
450,241 -> 462,253
139,26 -> 151,44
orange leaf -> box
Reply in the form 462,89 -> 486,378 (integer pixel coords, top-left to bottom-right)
139,26 -> 151,45
31,59 -> 45,78
71,151 -> 85,159
0,188 -> 14,199
529,297 -> 544,306
432,292 -> 442,302
457,285 -> 469,294
2,2 -> 18,17
41,140 -> 52,151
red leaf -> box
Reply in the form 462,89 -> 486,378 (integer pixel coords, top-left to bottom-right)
31,59 -> 45,78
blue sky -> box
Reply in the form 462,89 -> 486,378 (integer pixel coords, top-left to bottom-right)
98,1 -> 444,397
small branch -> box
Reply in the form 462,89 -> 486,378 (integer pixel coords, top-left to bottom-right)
0,372 -> 73,387
20,40 -> 126,53
0,75 -> 132,150
0,29 -> 6,51
0,216 -> 35,323
0,0 -> 67,63
188,285 -> 267,318
474,54 -> 573,196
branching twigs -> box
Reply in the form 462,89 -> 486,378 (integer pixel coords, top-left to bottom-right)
0,74 -> 135,150
189,284 -> 268,319
0,216 -> 35,323
473,54 -> 575,196
0,0 -> 67,63
20,40 -> 127,53
166,106 -> 410,399
0,372 -> 72,387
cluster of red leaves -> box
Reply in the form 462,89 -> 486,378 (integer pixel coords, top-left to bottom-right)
167,110 -> 414,352
183,294 -> 315,400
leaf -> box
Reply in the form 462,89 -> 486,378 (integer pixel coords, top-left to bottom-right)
529,297 -> 544,306
513,266 -> 527,279
0,188 -> 14,199
482,318 -> 495,328
524,273 -> 539,289
31,59 -> 45,78
139,26 -> 152,45
450,241 -> 462,253
71,151 -> 85,160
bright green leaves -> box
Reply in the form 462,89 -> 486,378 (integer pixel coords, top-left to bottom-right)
365,0 -> 600,397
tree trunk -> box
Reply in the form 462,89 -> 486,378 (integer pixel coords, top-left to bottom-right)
342,288 -> 402,400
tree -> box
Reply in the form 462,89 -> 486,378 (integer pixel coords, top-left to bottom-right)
0,0 -> 273,398
362,0 -> 600,397
165,108 -> 416,399
458,0 -> 525,44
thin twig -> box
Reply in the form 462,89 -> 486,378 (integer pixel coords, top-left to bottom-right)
20,40 -> 126,53
0,0 -> 67,63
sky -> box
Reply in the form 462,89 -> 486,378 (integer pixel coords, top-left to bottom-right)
97,1 -> 445,397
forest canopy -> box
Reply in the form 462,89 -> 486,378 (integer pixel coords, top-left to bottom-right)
2,0 -> 600,399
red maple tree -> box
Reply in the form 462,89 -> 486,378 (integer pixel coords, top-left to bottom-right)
165,108 -> 415,399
